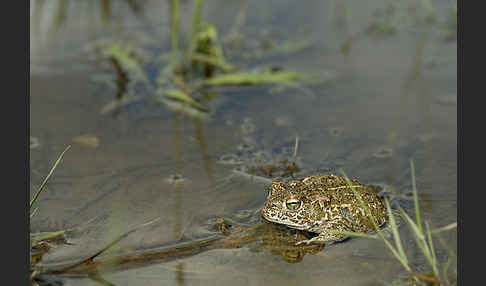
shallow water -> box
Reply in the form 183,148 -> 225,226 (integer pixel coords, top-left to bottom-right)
30,0 -> 457,285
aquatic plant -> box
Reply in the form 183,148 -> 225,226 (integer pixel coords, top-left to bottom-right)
339,159 -> 456,285
96,0 -> 328,119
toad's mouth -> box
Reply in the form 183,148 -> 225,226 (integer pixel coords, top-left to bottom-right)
261,212 -> 310,230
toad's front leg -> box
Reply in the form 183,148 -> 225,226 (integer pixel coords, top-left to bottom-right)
295,230 -> 348,245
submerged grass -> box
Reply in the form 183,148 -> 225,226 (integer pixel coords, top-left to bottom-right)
338,159 -> 456,285
98,0 -> 324,118
163,0 -> 321,112
102,43 -> 148,83
30,145 -> 71,217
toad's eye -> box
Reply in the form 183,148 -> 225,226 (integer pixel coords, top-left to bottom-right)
285,198 -> 302,210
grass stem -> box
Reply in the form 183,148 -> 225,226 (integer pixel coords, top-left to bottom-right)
171,0 -> 179,72
30,145 -> 71,210
410,159 -> 423,234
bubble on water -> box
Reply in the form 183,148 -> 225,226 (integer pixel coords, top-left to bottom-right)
30,136 -> 40,149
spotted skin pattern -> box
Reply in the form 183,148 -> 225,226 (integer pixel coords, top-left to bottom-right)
261,174 -> 387,245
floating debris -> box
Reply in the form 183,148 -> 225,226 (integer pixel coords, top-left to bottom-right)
373,147 -> 393,158
329,127 -> 344,137
217,153 -> 243,165
165,174 -> 186,185
72,135 -> 100,148
30,136 -> 40,149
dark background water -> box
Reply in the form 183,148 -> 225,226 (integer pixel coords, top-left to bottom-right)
30,0 -> 456,285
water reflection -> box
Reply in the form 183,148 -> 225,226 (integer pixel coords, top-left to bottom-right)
172,111 -> 186,285
169,110 -> 215,285
33,217 -> 328,285
193,118 -> 215,184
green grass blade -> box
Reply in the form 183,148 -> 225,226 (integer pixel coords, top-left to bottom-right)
30,207 -> 39,218
154,93 -> 210,120
30,145 -> 71,210
437,235 -> 456,285
198,71 -> 305,87
30,230 -> 69,245
425,221 -> 439,277
432,222 -> 457,234
102,43 -> 149,83
401,209 -> 438,275
410,159 -> 423,234
381,237 -> 411,272
340,170 -> 382,233
385,198 -> 408,267
400,209 -> 425,241
190,53 -> 236,72
162,89 -> 205,109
